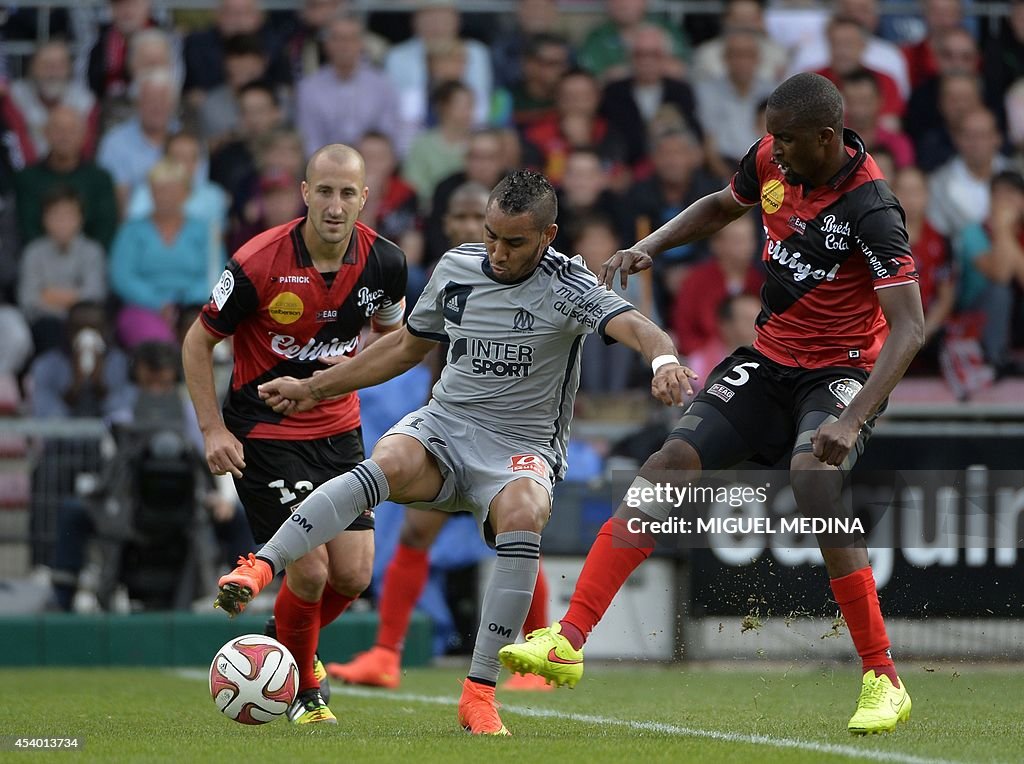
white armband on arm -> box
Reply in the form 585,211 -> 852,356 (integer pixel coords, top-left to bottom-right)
370,298 -> 406,330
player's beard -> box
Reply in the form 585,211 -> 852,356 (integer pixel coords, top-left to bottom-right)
492,240 -> 546,283
315,215 -> 351,245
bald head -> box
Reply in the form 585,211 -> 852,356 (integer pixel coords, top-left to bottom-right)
301,143 -> 369,254
449,180 -> 491,208
305,143 -> 366,185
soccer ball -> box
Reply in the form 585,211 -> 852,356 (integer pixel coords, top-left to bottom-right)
209,635 -> 298,724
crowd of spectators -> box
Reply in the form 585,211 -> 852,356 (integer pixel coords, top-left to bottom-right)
2,0 -> 1024,410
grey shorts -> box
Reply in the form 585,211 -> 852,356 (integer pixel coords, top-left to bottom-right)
381,403 -> 557,527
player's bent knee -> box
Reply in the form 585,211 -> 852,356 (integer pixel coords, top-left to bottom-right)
371,435 -> 439,500
285,555 -> 329,600
644,438 -> 702,474
789,454 -> 844,508
327,564 -> 372,598
491,502 -> 550,535
367,444 -> 412,488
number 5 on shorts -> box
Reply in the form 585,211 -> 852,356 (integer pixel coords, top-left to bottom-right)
721,362 -> 760,387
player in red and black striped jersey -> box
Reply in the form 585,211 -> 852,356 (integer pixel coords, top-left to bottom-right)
501,74 -> 923,735
183,144 -> 406,724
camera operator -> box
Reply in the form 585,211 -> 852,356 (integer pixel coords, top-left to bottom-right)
46,340 -> 251,611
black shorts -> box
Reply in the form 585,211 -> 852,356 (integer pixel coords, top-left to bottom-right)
668,346 -> 880,470
233,429 -> 373,543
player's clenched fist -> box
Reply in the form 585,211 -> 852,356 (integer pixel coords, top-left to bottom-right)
651,364 -> 698,406
600,246 -> 653,290
259,376 -> 318,415
810,418 -> 861,467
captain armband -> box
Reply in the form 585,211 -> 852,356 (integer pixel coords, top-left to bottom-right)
370,298 -> 406,331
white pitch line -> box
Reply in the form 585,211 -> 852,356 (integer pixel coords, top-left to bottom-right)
174,669 -> 957,764
332,685 -> 956,764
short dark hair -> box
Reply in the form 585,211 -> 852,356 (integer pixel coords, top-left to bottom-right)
164,129 -> 201,153
566,145 -> 604,164
488,169 -> 557,228
559,68 -> 598,90
132,341 -> 181,376
42,184 -> 82,214
827,15 -> 868,37
360,130 -> 392,145
566,212 -> 618,247
766,72 -> 844,133
841,67 -> 879,92
524,32 -> 569,59
992,170 -> 1024,194
238,79 -> 279,107
430,79 -> 470,110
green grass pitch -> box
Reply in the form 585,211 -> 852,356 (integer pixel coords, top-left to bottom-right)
2,663 -> 1018,763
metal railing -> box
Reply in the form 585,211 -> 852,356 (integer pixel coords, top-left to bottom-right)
0,418 -> 109,578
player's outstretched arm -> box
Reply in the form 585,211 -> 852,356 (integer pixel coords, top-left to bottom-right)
182,319 -> 246,478
259,326 -> 437,415
603,310 -> 698,406
812,283 -> 925,466
601,186 -> 750,290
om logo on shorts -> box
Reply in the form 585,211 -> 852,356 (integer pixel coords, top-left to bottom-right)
509,454 -> 548,478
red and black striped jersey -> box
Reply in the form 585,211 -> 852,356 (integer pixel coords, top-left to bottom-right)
201,217 -> 406,440
730,130 -> 918,370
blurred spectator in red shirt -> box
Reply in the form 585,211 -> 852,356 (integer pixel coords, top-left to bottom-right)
88,0 -> 161,101
686,293 -> 761,388
813,16 -> 904,130
902,0 -> 965,89
524,69 -> 628,187
905,28 -> 979,170
893,166 -> 955,348
359,130 -> 423,297
510,33 -> 571,131
671,215 -> 763,356
841,68 -> 915,169
4,41 -> 100,166
226,167 -> 303,253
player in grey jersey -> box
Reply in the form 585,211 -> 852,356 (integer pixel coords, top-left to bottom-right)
214,170 -> 696,736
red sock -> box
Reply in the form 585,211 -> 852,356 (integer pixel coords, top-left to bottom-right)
522,559 -> 549,635
319,583 -> 356,628
274,582 -> 322,692
376,543 -> 430,653
560,517 -> 655,651
830,566 -> 899,687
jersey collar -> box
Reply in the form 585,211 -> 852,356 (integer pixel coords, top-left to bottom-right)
290,218 -> 359,269
824,128 -> 867,191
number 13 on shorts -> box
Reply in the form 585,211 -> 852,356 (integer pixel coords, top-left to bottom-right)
268,479 -> 314,506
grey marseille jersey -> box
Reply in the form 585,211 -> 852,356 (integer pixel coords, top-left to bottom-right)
406,243 -> 635,478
